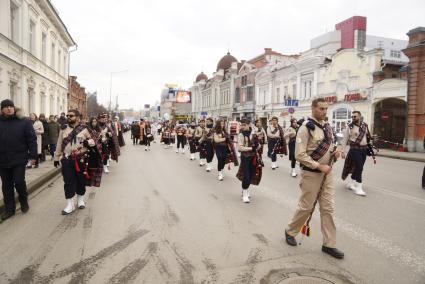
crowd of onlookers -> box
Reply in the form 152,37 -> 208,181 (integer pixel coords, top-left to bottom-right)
21,111 -> 68,168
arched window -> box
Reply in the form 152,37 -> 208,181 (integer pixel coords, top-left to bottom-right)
332,107 -> 352,133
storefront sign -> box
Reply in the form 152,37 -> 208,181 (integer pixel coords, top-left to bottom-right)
284,99 -> 299,107
323,96 -> 337,104
201,111 -> 208,116
344,93 -> 367,102
381,111 -> 390,121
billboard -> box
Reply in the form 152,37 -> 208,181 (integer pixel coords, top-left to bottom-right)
176,90 -> 191,103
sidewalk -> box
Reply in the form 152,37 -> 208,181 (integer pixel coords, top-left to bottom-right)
0,161 -> 61,215
377,149 -> 425,163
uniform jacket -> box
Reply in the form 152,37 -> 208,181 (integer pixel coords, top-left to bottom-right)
54,124 -> 94,161
295,118 -> 333,169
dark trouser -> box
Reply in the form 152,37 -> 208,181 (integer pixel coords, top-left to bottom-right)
61,158 -> 86,199
206,142 -> 214,163
268,139 -> 277,162
241,155 -> 255,189
422,165 -> 425,188
0,165 -> 28,213
133,137 -> 139,145
144,136 -> 151,146
215,144 -> 227,171
49,144 -> 57,157
349,148 -> 367,183
291,158 -> 296,169
189,139 -> 197,153
177,135 -> 185,149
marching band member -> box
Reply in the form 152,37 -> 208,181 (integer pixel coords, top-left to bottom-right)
285,118 -> 299,177
199,118 -> 215,172
236,118 -> 263,203
162,125 -> 172,149
195,119 -> 207,166
340,111 -> 370,196
267,116 -> 283,169
144,121 -> 153,151
175,122 -> 187,154
186,121 -> 197,160
85,117 -> 104,188
213,120 -> 228,181
252,119 -> 267,155
53,110 -> 95,215
284,98 -> 345,259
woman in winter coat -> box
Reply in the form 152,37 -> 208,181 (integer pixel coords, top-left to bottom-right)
29,113 -> 44,168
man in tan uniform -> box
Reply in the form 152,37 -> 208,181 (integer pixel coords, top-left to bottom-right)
284,98 -> 344,259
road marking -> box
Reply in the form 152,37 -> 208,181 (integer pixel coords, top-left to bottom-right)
365,184 -> 425,206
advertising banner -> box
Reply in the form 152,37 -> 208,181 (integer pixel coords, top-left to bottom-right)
176,91 -> 191,103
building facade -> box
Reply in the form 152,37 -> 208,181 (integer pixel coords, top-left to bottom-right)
403,27 -> 425,152
0,0 -> 76,116
68,76 -> 87,118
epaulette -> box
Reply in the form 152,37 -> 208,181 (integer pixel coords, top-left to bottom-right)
305,119 -> 316,131
60,123 -> 68,130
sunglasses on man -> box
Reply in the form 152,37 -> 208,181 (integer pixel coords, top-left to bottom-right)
66,114 -> 75,118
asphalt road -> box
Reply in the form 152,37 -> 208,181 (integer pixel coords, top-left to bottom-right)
1,135 -> 424,284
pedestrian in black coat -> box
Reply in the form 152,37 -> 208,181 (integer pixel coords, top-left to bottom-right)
422,135 -> 425,190
0,100 -> 37,221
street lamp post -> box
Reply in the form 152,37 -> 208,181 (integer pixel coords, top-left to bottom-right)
109,69 -> 128,116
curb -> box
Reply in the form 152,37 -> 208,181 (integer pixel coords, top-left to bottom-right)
377,153 -> 425,163
0,167 -> 61,216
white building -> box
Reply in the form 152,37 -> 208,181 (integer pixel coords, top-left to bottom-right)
0,0 -> 76,116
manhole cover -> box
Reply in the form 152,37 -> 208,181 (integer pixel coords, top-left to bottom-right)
278,276 -> 334,284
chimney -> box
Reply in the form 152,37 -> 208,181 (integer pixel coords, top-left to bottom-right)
264,48 -> 272,54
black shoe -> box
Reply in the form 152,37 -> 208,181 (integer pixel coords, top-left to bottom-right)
322,246 -> 344,259
1,211 -> 15,221
285,230 -> 297,246
21,203 -> 29,213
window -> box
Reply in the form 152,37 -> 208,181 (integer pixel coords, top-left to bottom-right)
308,81 -> 312,99
40,93 -> 46,114
235,87 -> 240,103
247,86 -> 253,101
58,50 -> 61,73
49,95 -> 54,115
284,86 -> 288,100
332,108 -> 351,133
51,43 -> 55,69
29,20 -> 36,53
292,84 -> 297,99
390,50 -> 401,59
10,82 -> 17,102
28,88 -> 35,114
63,55 -> 67,75
10,1 -> 19,43
276,87 -> 280,103
41,33 -> 47,62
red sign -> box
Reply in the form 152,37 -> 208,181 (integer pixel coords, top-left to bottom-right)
323,96 -> 337,104
381,111 -> 390,121
344,93 -> 366,102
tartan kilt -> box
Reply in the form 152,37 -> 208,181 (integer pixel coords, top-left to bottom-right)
274,140 -> 288,155
341,150 -> 356,180
236,156 -> 262,186
86,167 -> 103,187
188,139 -> 198,153
199,142 -> 207,158
225,144 -> 239,166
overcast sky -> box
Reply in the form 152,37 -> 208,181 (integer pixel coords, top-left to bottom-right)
52,0 -> 425,110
